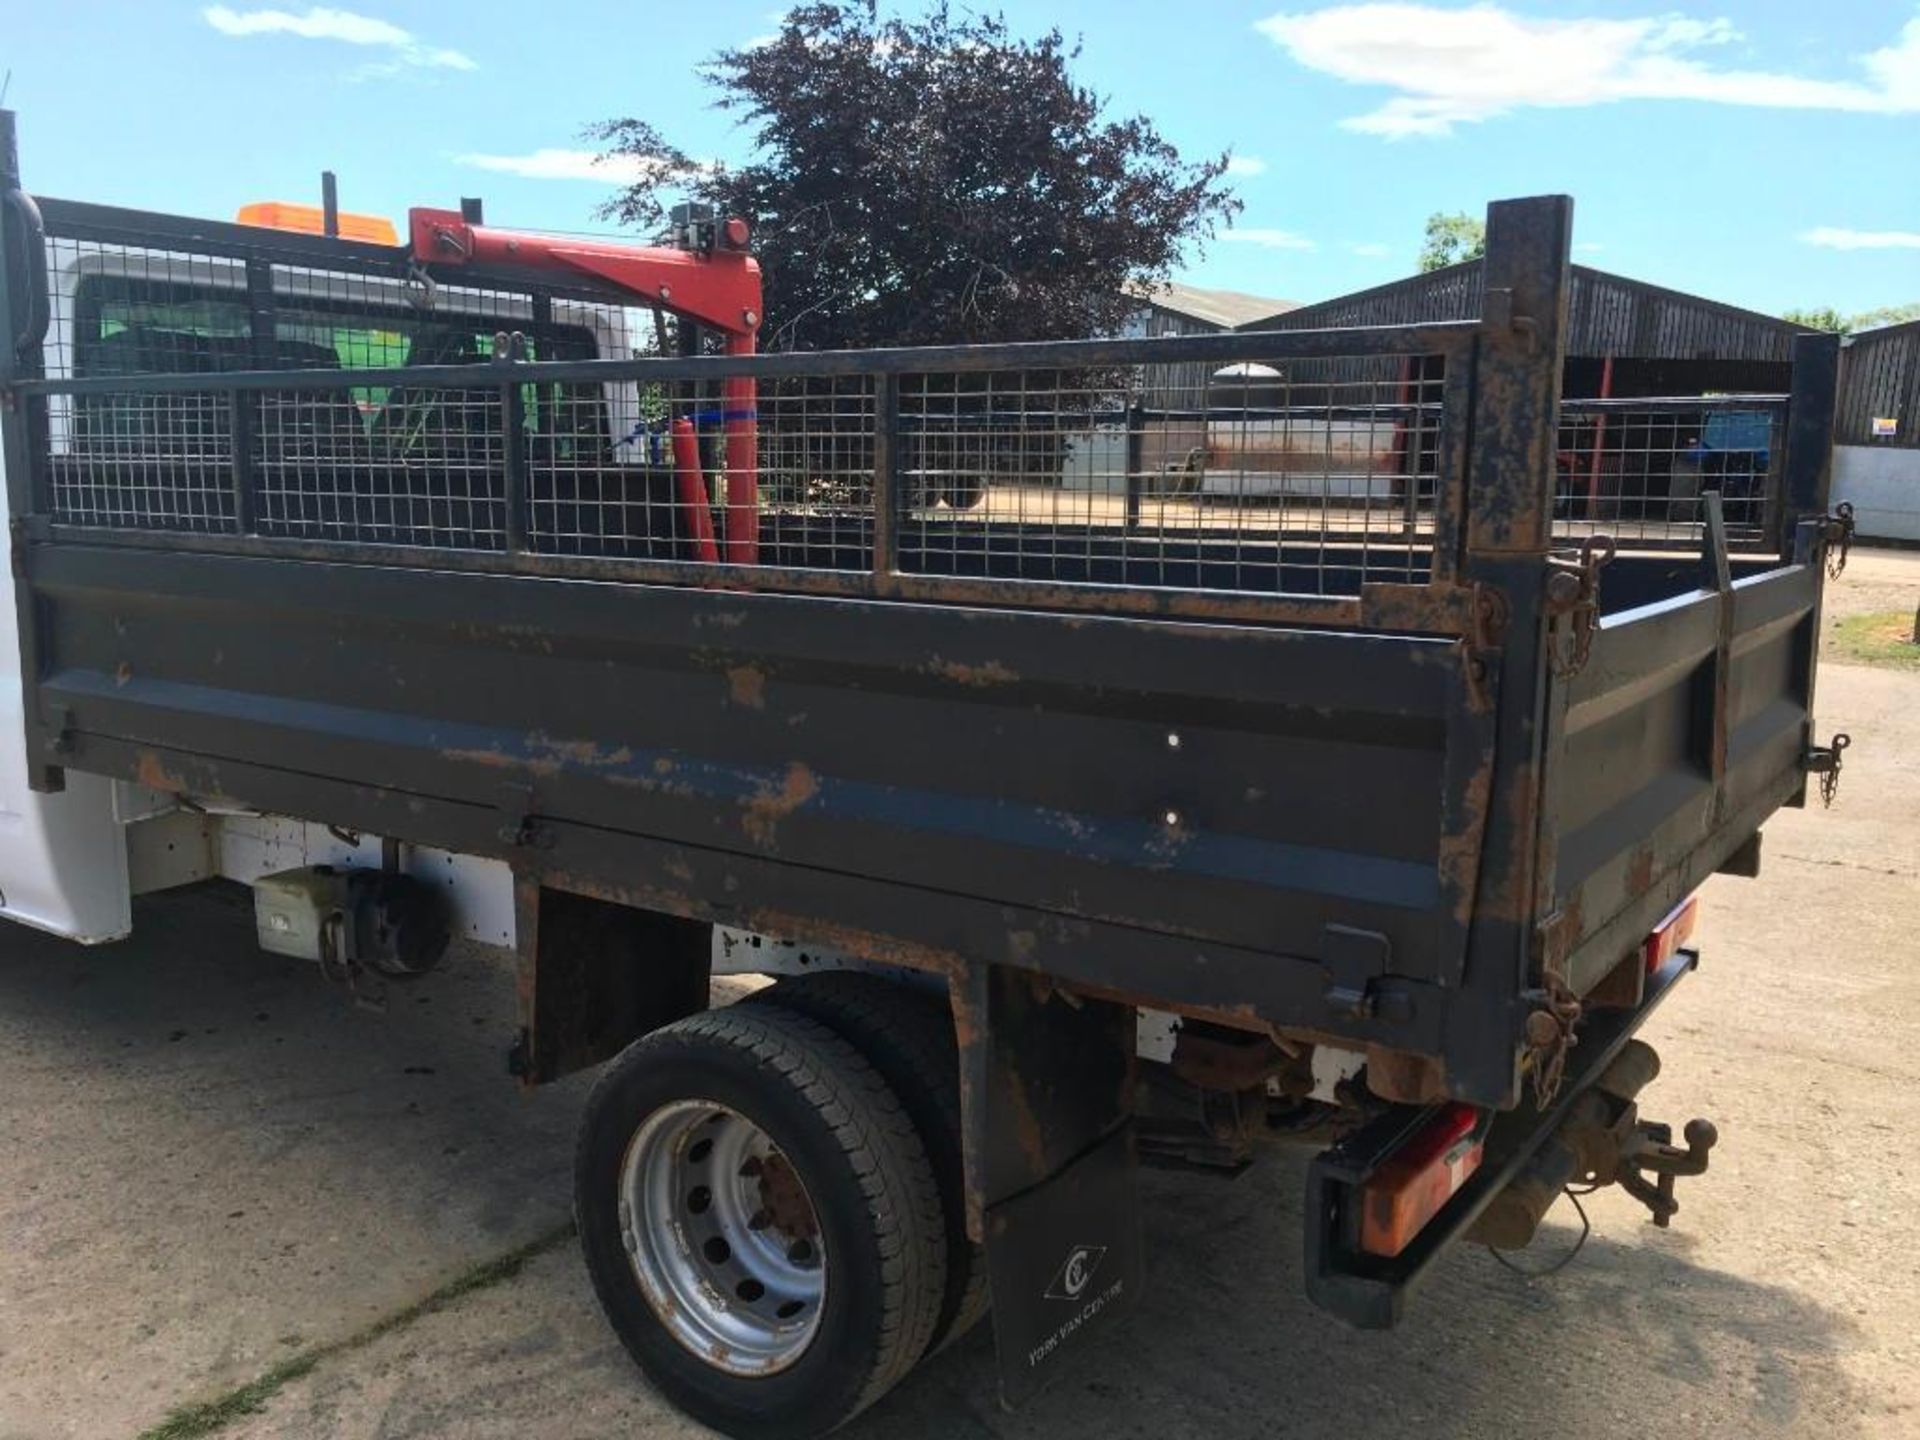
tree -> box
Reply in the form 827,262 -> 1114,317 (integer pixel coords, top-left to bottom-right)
590,2 -> 1239,351
1783,306 -> 1849,334
1781,303 -> 1920,335
1418,211 -> 1485,272
1853,302 -> 1920,331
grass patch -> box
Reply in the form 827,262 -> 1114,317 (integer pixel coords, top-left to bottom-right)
1828,610 -> 1920,671
138,1222 -> 575,1440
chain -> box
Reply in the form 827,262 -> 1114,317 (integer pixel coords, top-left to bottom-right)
1547,535 -> 1614,680
1526,976 -> 1583,1110
1824,502 -> 1856,579
1821,733 -> 1851,807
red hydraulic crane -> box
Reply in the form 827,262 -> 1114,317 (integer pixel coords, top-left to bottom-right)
407,207 -> 764,565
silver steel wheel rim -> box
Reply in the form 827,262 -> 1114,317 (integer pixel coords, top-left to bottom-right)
619,1100 -> 827,1375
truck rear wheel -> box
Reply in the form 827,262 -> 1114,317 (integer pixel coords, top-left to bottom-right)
575,1005 -> 946,1440
744,972 -> 989,1353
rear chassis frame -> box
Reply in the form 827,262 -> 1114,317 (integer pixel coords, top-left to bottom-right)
0,108 -> 1844,1370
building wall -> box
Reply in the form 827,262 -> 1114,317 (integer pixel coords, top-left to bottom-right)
1133,303 -> 1224,410
1832,445 -> 1920,542
1837,321 -> 1920,449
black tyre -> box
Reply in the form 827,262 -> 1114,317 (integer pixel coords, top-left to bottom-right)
575,1005 -> 946,1440
744,972 -> 989,1353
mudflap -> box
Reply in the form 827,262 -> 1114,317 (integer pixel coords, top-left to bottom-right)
986,1125 -> 1142,1406
953,963 -> 1142,1408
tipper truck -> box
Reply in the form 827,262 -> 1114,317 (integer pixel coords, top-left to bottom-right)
0,110 -> 1855,1437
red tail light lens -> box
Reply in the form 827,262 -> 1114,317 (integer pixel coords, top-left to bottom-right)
1359,1102 -> 1485,1258
1644,894 -> 1700,973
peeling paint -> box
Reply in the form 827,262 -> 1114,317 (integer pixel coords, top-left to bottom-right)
727,665 -> 767,710
926,655 -> 1019,688
741,762 -> 820,848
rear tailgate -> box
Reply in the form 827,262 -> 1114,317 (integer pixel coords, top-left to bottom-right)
1548,546 -> 1825,995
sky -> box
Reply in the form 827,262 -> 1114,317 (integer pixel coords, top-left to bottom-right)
3,2 -> 1916,319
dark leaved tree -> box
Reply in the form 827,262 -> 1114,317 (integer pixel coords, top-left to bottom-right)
589,2 -> 1239,352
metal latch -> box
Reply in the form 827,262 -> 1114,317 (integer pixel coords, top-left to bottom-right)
1320,924 -> 1412,1024
1820,501 -> 1856,578
1545,534 -> 1615,678
1804,733 -> 1851,807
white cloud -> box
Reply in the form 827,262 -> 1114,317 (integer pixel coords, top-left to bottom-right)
1225,155 -> 1269,177
1574,241 -> 1605,254
203,6 -> 475,70
1801,227 -> 1920,251
455,148 -> 713,186
1349,241 -> 1391,257
1256,5 -> 1920,137
1222,227 -> 1315,250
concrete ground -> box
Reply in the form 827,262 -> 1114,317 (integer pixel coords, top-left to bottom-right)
2,550 -> 1916,1440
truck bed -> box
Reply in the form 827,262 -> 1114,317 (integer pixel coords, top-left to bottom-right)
4,190 -> 1846,1111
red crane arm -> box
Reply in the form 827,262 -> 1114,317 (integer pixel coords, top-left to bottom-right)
406,208 -> 763,340
407,207 -> 763,565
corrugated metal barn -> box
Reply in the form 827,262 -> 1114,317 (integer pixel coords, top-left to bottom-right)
1838,318 -> 1919,448
1126,281 -> 1299,407
1237,258 -> 1806,398
1832,318 -> 1920,540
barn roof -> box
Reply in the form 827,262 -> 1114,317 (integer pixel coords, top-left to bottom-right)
1236,259 -> 1810,362
1132,280 -> 1302,330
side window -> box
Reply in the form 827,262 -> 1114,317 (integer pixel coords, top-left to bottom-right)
73,278 -> 255,458
71,277 -> 609,463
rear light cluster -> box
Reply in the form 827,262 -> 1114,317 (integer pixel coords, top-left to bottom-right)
1644,894 -> 1700,973
1359,1103 -> 1485,1258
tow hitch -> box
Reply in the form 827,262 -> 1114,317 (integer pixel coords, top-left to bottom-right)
1305,949 -> 1711,1329
1464,1038 -> 1716,1249
1617,1115 -> 1718,1227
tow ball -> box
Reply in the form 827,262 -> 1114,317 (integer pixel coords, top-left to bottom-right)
1616,1116 -> 1717,1227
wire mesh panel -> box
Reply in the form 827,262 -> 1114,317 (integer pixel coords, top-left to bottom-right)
891,355 -> 1445,596
1553,397 -> 1786,550
37,222 -> 644,552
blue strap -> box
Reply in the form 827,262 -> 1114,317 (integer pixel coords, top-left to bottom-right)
617,407 -> 759,453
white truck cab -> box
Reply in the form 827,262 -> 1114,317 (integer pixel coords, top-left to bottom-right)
2,211 -> 646,946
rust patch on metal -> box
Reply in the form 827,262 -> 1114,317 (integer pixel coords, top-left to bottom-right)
529,733 -> 634,769
1437,756 -> 1494,927
443,746 -> 561,778
1171,1028 -> 1298,1092
925,655 -> 1018,688
1365,1046 -> 1448,1104
134,749 -> 186,793
1357,579 -> 1477,637
741,763 -> 820,848
1625,847 -> 1656,897
727,665 -> 767,710
113,661 -> 132,687
1585,945 -> 1645,1010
